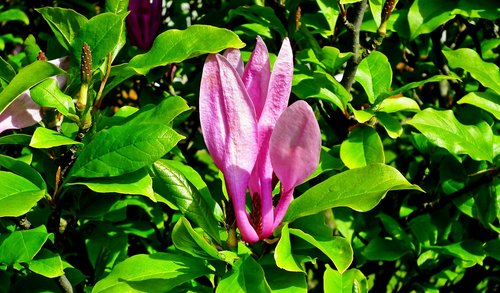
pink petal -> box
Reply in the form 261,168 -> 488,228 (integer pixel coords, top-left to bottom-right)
248,37 -> 294,237
223,49 -> 244,77
0,91 -> 41,134
199,54 -> 260,242
242,36 -> 270,119
269,101 -> 321,228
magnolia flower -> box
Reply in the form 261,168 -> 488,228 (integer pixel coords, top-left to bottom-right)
126,0 -> 163,50
200,37 -> 321,243
0,57 -> 69,134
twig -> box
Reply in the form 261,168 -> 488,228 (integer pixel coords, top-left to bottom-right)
340,0 -> 369,92
405,168 -> 499,222
58,274 -> 74,293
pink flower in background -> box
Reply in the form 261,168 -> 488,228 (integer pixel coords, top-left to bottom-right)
200,37 -> 321,243
126,0 -> 163,50
0,57 -> 69,134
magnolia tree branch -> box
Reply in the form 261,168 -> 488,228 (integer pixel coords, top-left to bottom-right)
340,0 -> 368,92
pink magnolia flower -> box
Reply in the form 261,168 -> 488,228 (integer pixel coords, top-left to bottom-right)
126,0 -> 163,50
200,37 -> 321,243
0,57 -> 69,134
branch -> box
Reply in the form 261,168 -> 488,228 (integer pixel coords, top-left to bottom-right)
340,0 -> 369,92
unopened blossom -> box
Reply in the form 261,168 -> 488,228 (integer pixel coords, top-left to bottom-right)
126,0 -> 163,50
0,57 -> 69,134
200,37 -> 321,243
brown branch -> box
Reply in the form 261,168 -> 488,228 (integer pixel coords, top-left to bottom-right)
340,0 -> 369,92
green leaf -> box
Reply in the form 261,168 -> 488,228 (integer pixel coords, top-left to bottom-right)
0,225 -> 51,265
289,228 -> 353,273
0,9 -> 29,25
0,171 -> 45,217
375,112 -> 403,139
324,266 -> 368,293
163,160 -> 222,219
106,0 -> 129,14
30,78 -> 77,118
318,47 -> 352,74
484,239 -> 500,261
28,249 -> 64,278
458,92 -> 500,120
443,48 -> 500,95
72,12 -> 127,69
153,160 -> 221,243
340,125 -> 385,169
363,237 -> 410,261
369,0 -> 383,27
293,70 -> 350,110
85,223 -> 127,279
274,225 -> 313,272
172,217 -> 237,264
385,75 -> 458,98
0,154 -> 46,190
67,169 -> 155,201
216,255 -> 272,293
452,0 -> 500,21
0,61 -> 65,115
70,98 -> 189,179
228,6 -> 287,36
355,51 -> 392,103
408,0 -> 457,40
285,164 -> 423,222
36,7 -> 88,51
0,134 -> 31,145
377,97 -> 420,113
29,128 -> 81,149
0,56 -> 16,83
24,35 -> 42,63
91,253 -> 212,293
407,108 -> 494,161
427,241 -> 486,266
129,25 -> 245,75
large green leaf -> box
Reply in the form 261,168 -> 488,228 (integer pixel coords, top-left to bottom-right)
30,78 -> 76,118
0,171 -> 45,217
0,154 -> 46,190
153,160 -> 221,243
458,91 -> 500,120
407,0 -> 457,40
284,164 -> 422,222
355,51 -> 392,103
92,253 -> 212,293
0,61 -> 65,115
216,255 -> 272,293
36,7 -> 88,51
407,108 -> 494,161
129,25 -> 245,75
289,228 -> 353,273
69,98 -> 189,179
30,128 -> 81,149
0,225 -> 52,265
443,48 -> 500,95
274,225 -> 314,273
172,217 -> 237,264
324,266 -> 368,293
72,12 -> 127,69
340,125 -> 385,169
67,169 -> 155,201
28,249 -> 64,278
